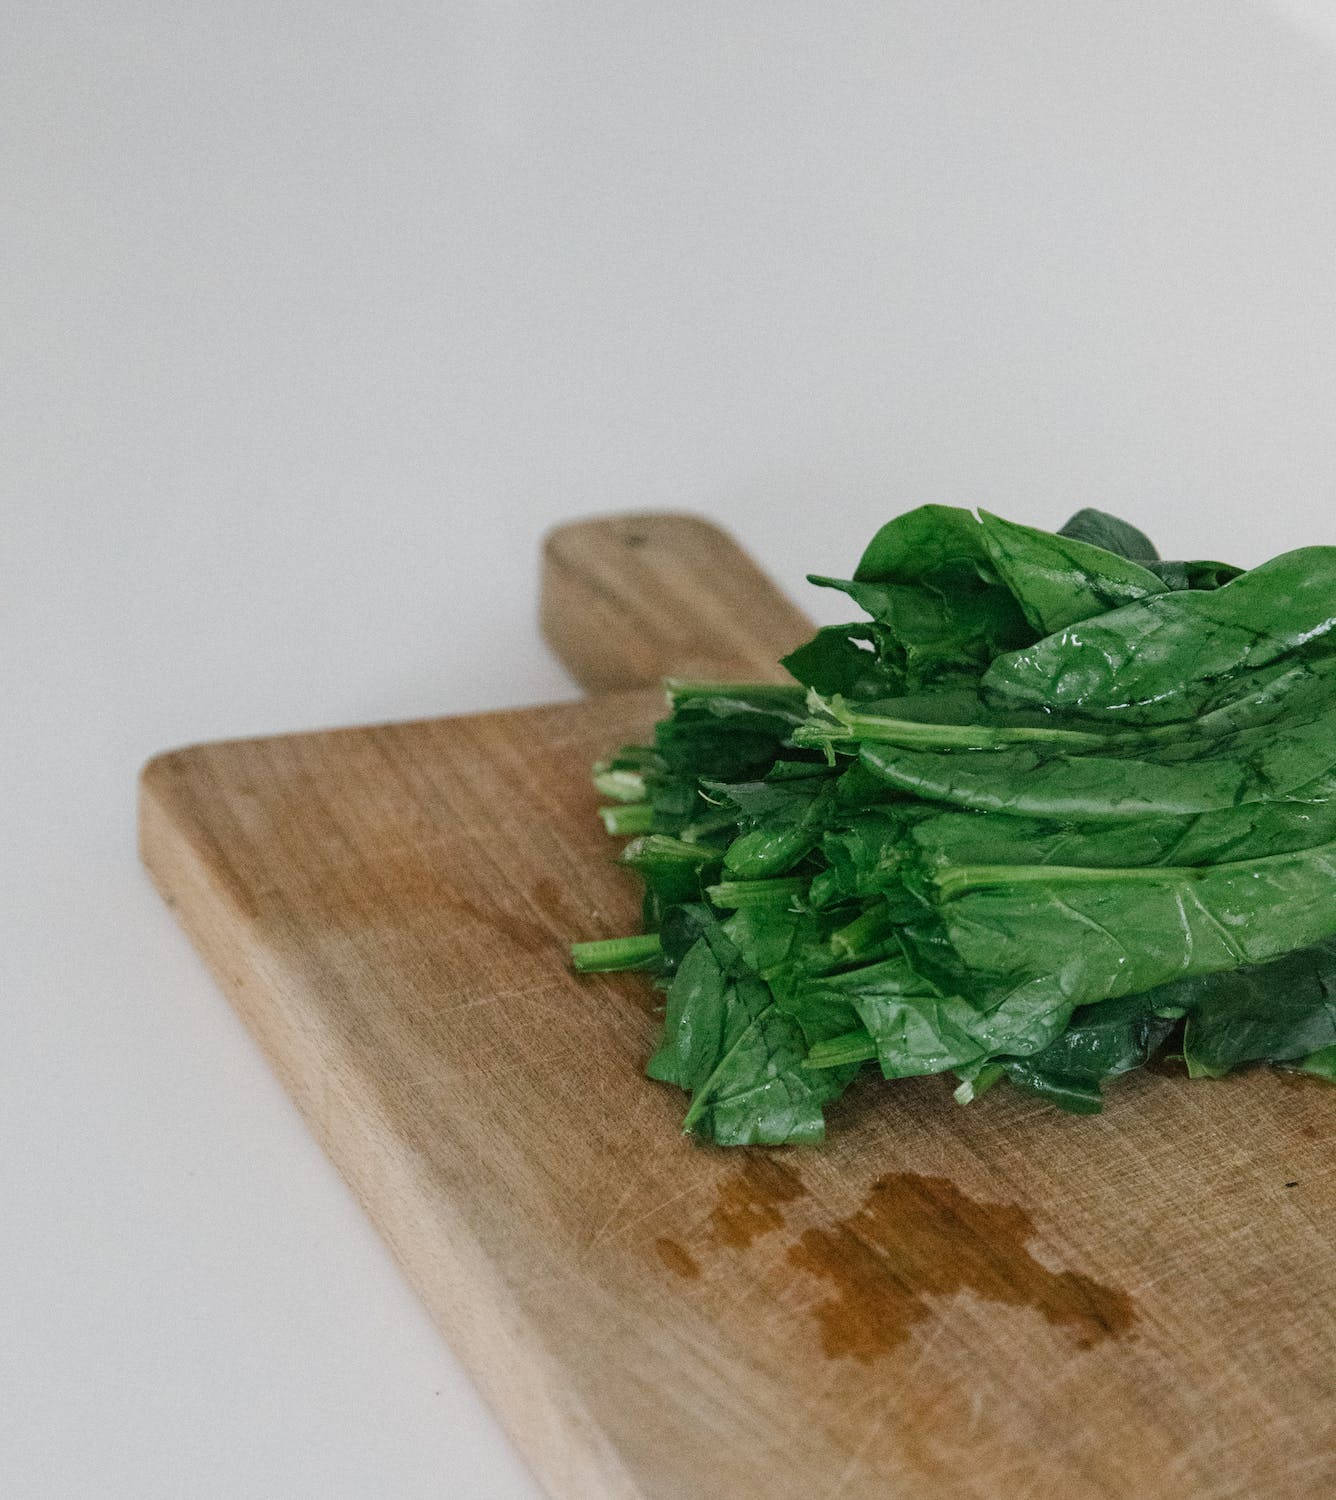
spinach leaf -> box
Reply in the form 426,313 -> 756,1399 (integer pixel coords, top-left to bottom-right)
780,622 -> 904,700
855,503 -> 999,581
654,686 -> 808,780
977,510 -> 1168,635
818,960 -> 990,1079
909,774 -> 1336,870
799,645 -> 1336,753
983,547 -> 1336,723
1146,559 -> 1244,591
682,997 -> 858,1146
819,810 -> 920,902
841,503 -> 1036,684
1005,991 -> 1177,1095
1057,507 -> 1160,562
1143,936 -> 1336,1078
809,573 -> 1028,687
718,780 -> 835,878
649,918 -> 859,1143
857,701 -> 1336,819
647,921 -> 748,1088
924,840 -> 1336,1056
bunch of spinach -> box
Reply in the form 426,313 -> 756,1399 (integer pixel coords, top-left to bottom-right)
571,507 -> 1336,1144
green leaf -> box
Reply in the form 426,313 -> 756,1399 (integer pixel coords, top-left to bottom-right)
654,688 -> 808,780
909,773 -> 1336,871
718,781 -> 834,878
858,700 -> 1336,819
1002,1067 -> 1105,1114
780,622 -> 905,700
854,503 -> 996,581
682,1000 -> 858,1145
992,991 -> 1179,1112
1297,1044 -> 1336,1081
647,917 -> 857,1143
646,930 -> 736,1088
983,546 -> 1336,723
977,510 -> 1169,635
1057,507 -> 1160,562
927,841 -> 1336,1057
810,573 -> 1030,687
1141,937 -> 1336,1078
1146,559 -> 1244,591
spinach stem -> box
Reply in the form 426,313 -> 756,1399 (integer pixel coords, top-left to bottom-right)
706,876 -> 807,909
598,802 -> 654,836
664,678 -> 805,705
593,767 -> 647,803
953,1064 -> 1005,1104
797,693 -> 1143,751
623,833 -> 720,868
829,904 -> 897,960
931,841 -> 1327,901
804,1031 -> 878,1069
569,934 -> 663,973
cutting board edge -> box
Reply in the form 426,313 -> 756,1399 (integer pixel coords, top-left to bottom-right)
135,693 -> 603,771
137,746 -> 649,1500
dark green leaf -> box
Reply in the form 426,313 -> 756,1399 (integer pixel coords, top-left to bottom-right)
858,701 -> 1336,819
854,503 -> 996,581
983,546 -> 1336,723
1057,507 -> 1160,562
1142,937 -> 1336,1078
1146,559 -> 1244,591
780,622 -> 904,700
978,510 -> 1168,635
926,840 -> 1336,1056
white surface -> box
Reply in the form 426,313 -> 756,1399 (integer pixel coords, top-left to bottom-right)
6,2 -> 1336,1495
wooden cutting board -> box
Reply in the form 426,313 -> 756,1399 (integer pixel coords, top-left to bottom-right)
141,514 -> 1335,1500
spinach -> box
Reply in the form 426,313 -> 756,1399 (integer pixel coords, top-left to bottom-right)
855,703 -> 1336,819
571,506 -> 1336,1144
983,546 -> 1336,723
780,622 -> 903,700
1146,558 -> 1245,591
999,992 -> 1180,1112
1057,507 -> 1160,561
908,776 -> 1336,870
836,503 -> 1034,685
1144,936 -> 1336,1078
977,510 -> 1169,635
808,573 -> 1028,688
919,840 -> 1336,1057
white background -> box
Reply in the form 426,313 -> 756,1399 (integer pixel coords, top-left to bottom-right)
7,3 -> 1336,1495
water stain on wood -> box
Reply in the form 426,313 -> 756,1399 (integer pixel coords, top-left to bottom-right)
653,1237 -> 701,1279
709,1156 -> 807,1249
789,1173 -> 1135,1363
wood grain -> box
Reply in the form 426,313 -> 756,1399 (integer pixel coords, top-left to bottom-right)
540,512 -> 813,691
141,517 -> 1336,1500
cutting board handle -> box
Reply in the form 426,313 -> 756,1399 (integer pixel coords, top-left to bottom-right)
541,513 -> 814,693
